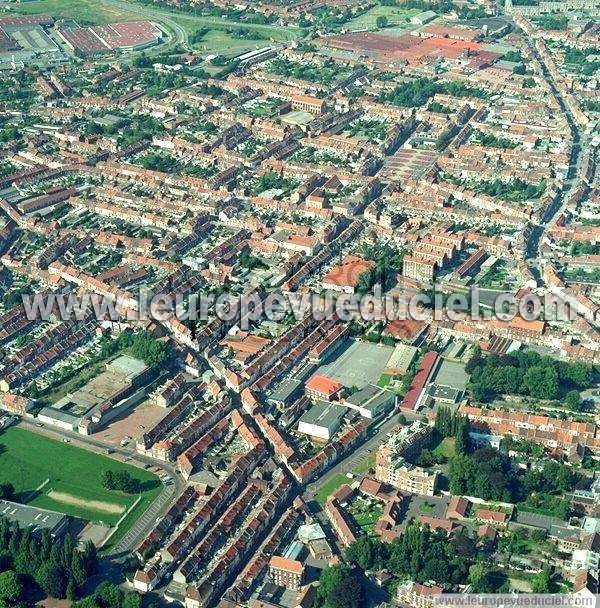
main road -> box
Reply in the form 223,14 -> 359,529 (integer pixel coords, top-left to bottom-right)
513,18 -> 588,284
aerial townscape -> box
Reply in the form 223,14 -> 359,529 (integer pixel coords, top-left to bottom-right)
0,0 -> 599,607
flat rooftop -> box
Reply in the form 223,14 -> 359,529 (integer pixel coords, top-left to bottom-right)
298,400 -> 345,428
0,499 -> 67,533
431,360 -> 469,391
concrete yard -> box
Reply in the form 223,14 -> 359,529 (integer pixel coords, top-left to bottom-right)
315,339 -> 394,389
90,399 -> 168,447
433,359 -> 469,390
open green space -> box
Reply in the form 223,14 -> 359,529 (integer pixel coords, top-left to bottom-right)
0,427 -> 161,527
314,474 -> 348,505
348,497 -> 384,537
346,5 -> 421,29
189,29 -> 272,54
432,437 -> 456,460
11,0 -> 141,25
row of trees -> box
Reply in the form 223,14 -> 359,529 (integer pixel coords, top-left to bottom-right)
0,517 -> 98,604
73,582 -> 143,608
378,78 -> 487,109
467,347 -> 591,403
434,406 -> 470,455
413,407 -> 470,467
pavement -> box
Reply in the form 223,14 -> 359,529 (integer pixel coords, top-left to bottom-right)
303,407 -> 422,502
514,16 -> 587,286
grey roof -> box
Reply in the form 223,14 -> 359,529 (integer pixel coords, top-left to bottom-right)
427,383 -> 462,403
346,384 -> 396,413
386,344 -> 418,373
549,525 -> 580,540
299,400 -> 345,428
0,500 -> 67,535
106,354 -> 148,378
268,377 -> 302,405
38,406 -> 80,425
431,360 -> 469,390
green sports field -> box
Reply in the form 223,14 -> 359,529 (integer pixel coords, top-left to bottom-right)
346,5 -> 421,30
0,427 -> 161,527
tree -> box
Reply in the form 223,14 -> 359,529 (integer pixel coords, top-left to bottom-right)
101,470 -> 115,491
83,540 -> 98,575
0,519 -> 9,551
564,390 -> 582,411
62,534 -> 74,570
468,563 -> 494,593
0,550 -> 13,574
422,558 -> 449,583
449,449 -> 515,502
522,365 -> 558,400
455,418 -> 470,455
328,575 -> 363,608
35,562 -> 68,599
123,592 -> 143,608
95,581 -> 125,608
0,485 -> 14,501
41,529 -> 52,562
376,15 -> 389,28
465,345 -> 483,374
531,568 -> 551,593
563,361 -> 592,389
345,535 -> 377,571
67,578 -> 78,601
129,331 -> 168,369
314,565 -> 351,608
0,571 -> 23,606
71,551 -> 88,588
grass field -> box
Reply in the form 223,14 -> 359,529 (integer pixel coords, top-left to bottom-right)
314,474 -> 348,506
432,437 -> 456,460
170,14 -> 302,40
347,5 -> 421,30
0,427 -> 161,527
11,0 -> 140,25
190,29 -> 272,54
354,454 -> 375,475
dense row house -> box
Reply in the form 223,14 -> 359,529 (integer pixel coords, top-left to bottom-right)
0,15 -> 597,608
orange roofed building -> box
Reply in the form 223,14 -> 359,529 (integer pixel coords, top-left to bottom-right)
291,94 -> 326,114
269,556 -> 305,590
322,255 -> 376,294
305,375 -> 344,402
